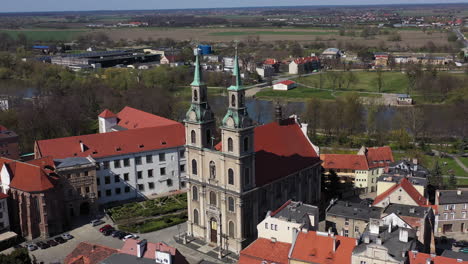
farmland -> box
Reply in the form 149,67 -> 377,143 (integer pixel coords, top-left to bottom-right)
0,29 -> 85,42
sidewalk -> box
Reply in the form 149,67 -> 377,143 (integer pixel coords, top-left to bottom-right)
174,235 -> 239,263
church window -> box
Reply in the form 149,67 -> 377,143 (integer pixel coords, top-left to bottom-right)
228,169 -> 234,185
192,186 -> 198,201
228,197 -> 235,212
231,94 -> 236,107
191,130 -> 196,144
193,209 -> 199,225
229,221 -> 235,238
244,167 -> 250,185
209,161 -> 216,179
209,191 -> 217,206
243,137 -> 249,152
192,159 -> 198,175
228,138 -> 233,152
206,129 -> 212,147
193,89 -> 198,101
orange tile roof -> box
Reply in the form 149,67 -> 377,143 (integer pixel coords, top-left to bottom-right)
98,109 -> 116,118
276,80 -> 296,86
373,178 -> 429,206
238,238 -> 291,264
408,251 -> 468,264
0,157 -> 56,192
293,56 -> 320,65
64,242 -> 118,264
290,231 -> 356,264
36,124 -> 185,159
320,154 -> 369,170
365,146 -> 394,168
115,106 -> 180,130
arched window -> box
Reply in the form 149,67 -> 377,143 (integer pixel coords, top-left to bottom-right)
228,197 -> 235,212
243,137 -> 249,152
191,130 -> 196,144
193,209 -> 199,225
228,169 -> 234,185
192,186 -> 198,201
209,161 -> 216,179
193,89 -> 198,101
228,221 -> 235,238
192,159 -> 198,175
209,191 -> 217,206
231,94 -> 236,107
244,167 -> 250,185
227,138 -> 233,152
206,129 -> 212,147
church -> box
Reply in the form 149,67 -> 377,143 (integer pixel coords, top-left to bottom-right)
184,49 -> 322,254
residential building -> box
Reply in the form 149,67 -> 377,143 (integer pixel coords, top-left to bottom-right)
381,203 -> 435,252
0,126 -> 19,160
374,52 -> 389,67
185,51 -> 322,254
0,157 -> 65,239
388,159 -> 429,179
238,237 -> 291,264
352,224 -> 422,264
434,189 -> 468,237
441,250 -> 468,261
288,56 -> 320,74
273,80 -> 297,91
396,94 -> 413,105
377,174 -> 427,197
160,55 -> 184,66
357,146 -> 394,175
203,54 -> 221,63
64,242 -> 118,264
264,58 -> 280,72
256,65 -> 275,79
321,48 -> 342,59
408,251 -> 468,264
326,200 -> 383,238
120,238 -> 188,264
373,178 -> 429,207
35,108 -> 187,204
257,200 -> 319,243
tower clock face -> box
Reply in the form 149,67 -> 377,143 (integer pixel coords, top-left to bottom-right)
226,117 -> 234,128
189,111 -> 197,121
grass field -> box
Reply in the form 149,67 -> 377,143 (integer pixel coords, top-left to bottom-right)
209,30 -> 338,36
256,87 -> 336,100
0,30 -> 85,42
393,152 -> 467,178
460,157 -> 468,168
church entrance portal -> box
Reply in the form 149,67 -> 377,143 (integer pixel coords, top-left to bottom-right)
210,218 -> 217,243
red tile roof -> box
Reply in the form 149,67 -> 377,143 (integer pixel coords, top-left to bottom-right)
290,231 -> 356,264
98,109 -> 117,118
373,178 -> 429,206
0,157 -> 56,192
293,56 -> 320,65
64,242 -> 118,264
0,193 -> 8,199
115,106 -> 180,130
35,124 -> 185,159
408,251 -> 468,264
215,118 -> 320,186
120,239 -> 188,264
238,238 -> 291,264
320,154 -> 369,171
276,80 -> 296,86
365,146 -> 394,168
264,58 -> 278,65
270,200 -> 292,217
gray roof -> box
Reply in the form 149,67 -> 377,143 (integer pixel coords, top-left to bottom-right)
388,160 -> 430,178
441,250 -> 468,261
438,190 -> 468,204
54,157 -> 94,169
322,48 -> 340,54
99,253 -> 155,264
377,174 -> 427,187
327,200 -> 383,221
273,201 -> 318,227
383,204 -> 430,219
355,226 -> 421,261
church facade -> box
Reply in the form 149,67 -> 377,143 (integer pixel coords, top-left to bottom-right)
184,50 -> 322,254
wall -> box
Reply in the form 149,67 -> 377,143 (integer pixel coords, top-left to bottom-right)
0,198 -> 9,231
257,215 -> 301,243
326,214 -> 368,238
374,186 -> 420,207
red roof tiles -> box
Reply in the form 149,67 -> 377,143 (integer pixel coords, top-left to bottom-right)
373,178 -> 429,206
115,106 -> 180,130
365,146 -> 394,168
0,157 -> 56,192
408,251 -> 468,264
293,56 -> 320,65
320,154 -> 369,171
35,124 -> 185,159
0,193 -> 8,199
238,238 -> 291,264
276,80 -> 296,86
64,242 -> 118,264
290,231 -> 356,264
98,109 -> 116,118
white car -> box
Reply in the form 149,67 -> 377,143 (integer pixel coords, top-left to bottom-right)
27,244 -> 38,251
123,234 -> 139,241
61,233 -> 74,240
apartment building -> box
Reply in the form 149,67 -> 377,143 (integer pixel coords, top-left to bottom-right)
435,189 -> 468,237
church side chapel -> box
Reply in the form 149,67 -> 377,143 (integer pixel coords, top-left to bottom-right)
184,47 -> 322,254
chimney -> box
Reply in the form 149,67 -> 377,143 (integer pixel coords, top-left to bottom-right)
137,239 -> 147,258
411,250 -> 418,258
332,237 -> 336,252
426,258 -> 433,264
399,228 -> 408,243
388,223 -> 392,233
79,140 -> 85,152
457,190 -> 462,195
271,237 -> 277,243
275,103 -> 282,124
410,207 -> 415,214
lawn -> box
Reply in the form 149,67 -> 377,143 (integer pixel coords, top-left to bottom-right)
209,30 -> 338,36
0,30 -> 85,42
118,212 -> 187,233
256,87 -> 336,100
460,157 -> 468,168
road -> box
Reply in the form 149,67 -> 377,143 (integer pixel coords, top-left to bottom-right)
453,27 -> 468,48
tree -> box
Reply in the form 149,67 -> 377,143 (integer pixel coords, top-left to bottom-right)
305,97 -> 321,137
345,71 -> 358,90
429,160 -> 444,190
376,68 -> 384,93
0,248 -> 32,264
448,172 -> 457,189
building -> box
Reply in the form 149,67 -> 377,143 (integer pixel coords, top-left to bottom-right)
273,80 -> 297,91
238,237 -> 291,264
381,203 -> 435,252
388,159 -> 430,179
64,242 -> 119,264
185,51 -> 322,254
0,157 -> 65,239
0,126 -> 19,160
326,200 -> 383,238
160,55 -> 184,67
255,65 -> 275,79
441,250 -> 468,262
203,54 -> 221,63
397,94 -> 413,105
120,238 -> 188,264
408,251 -> 468,264
321,48 -> 342,60
35,108 -> 187,204
257,200 -> 319,243
374,52 -> 389,67
357,146 -> 394,173
288,56 -> 321,74
0,193 -> 9,232
377,174 -> 427,197
434,189 -> 468,237
373,178 -> 430,207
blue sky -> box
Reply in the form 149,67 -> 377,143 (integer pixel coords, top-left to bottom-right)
2,0 -> 466,12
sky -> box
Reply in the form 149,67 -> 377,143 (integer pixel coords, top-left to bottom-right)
2,0 -> 466,12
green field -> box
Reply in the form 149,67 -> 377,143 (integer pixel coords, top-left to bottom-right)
0,30 -> 85,42
209,30 -> 338,36
256,87 -> 336,100
460,157 -> 468,168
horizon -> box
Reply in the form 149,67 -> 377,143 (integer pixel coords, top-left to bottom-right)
2,0 -> 466,13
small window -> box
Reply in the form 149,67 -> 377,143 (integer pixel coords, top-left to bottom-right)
97,178 -> 100,185
192,160 -> 198,175
193,209 -> 199,225
192,186 -> 198,201
103,161 -> 110,169
180,164 -> 185,172
124,173 -> 129,181
85,187 -> 90,193
228,138 -> 233,152
210,191 -> 216,206
124,186 -> 130,193
244,168 -> 250,185
228,197 -> 235,212
243,137 -> 249,152
231,94 -> 236,107
209,161 -> 216,179
160,167 -> 166,175
137,171 -> 143,179
228,169 -> 234,185
191,130 -> 196,144
114,160 -> 120,168
265,222 -> 268,229
148,169 -> 153,178
167,179 -> 173,187
229,221 -> 235,238
115,188 -> 121,194
105,189 -> 111,196
149,182 -> 155,189
123,158 -> 130,167
84,171 -> 89,176
146,155 -> 153,163
138,184 -> 144,191
179,150 -> 185,158
105,176 -> 110,184
114,175 -> 120,183
159,153 -> 166,162
135,156 -> 142,165
98,191 -> 101,198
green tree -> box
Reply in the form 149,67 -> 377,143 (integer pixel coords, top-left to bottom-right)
429,160 -> 444,189
376,68 -> 384,93
0,248 -> 32,264
448,172 -> 457,189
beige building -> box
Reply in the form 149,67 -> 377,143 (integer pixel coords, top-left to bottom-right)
377,175 -> 426,197
185,52 -> 322,254
435,189 -> 468,237
373,178 -> 429,208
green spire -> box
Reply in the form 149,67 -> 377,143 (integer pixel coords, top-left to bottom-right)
228,47 -> 244,91
191,50 -> 204,86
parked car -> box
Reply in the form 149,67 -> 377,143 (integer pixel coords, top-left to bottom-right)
26,244 -> 37,251
36,242 -> 49,249
13,244 -> 24,249
47,240 -> 58,247
103,229 -> 114,236
54,237 -> 66,244
99,225 -> 113,233
460,247 -> 468,253
111,230 -> 122,238
117,232 -> 129,240
61,233 -> 74,240
123,234 -> 139,241
453,240 -> 468,248
91,219 -> 104,226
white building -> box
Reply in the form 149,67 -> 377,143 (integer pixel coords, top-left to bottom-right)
273,80 -> 297,91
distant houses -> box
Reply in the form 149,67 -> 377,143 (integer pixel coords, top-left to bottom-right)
273,80 -> 297,91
